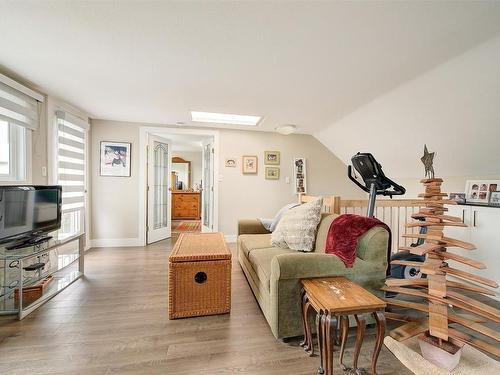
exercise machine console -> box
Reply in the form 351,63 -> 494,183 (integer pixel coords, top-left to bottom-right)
348,152 -> 406,217
347,152 -> 425,281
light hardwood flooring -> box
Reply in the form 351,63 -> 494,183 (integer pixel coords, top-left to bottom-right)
0,240 -> 411,375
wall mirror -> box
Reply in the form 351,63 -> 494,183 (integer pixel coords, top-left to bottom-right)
171,157 -> 191,190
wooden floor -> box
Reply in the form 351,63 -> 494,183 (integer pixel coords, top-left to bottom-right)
0,240 -> 411,375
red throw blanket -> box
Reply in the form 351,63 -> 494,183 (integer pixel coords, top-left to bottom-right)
325,214 -> 391,268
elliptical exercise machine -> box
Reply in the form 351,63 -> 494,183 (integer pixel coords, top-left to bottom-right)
347,152 -> 426,280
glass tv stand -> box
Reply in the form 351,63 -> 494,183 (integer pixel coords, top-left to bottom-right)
0,231 -> 84,319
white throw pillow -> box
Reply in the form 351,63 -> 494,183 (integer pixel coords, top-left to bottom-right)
259,202 -> 300,232
271,198 -> 323,252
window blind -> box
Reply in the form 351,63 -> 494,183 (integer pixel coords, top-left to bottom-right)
0,81 -> 40,130
55,110 -> 88,214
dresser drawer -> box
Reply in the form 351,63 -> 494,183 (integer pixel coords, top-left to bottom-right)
172,193 -> 200,219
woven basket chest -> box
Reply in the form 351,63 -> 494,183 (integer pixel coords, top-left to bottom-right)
168,232 -> 231,319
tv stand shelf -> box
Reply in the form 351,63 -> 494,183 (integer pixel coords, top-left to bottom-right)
0,231 -> 84,319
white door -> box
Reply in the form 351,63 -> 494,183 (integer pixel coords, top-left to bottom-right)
147,135 -> 172,244
201,140 -> 214,232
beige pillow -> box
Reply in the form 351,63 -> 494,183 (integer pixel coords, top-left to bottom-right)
271,198 -> 323,252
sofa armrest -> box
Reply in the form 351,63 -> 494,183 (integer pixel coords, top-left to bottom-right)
238,219 -> 271,236
271,252 -> 352,280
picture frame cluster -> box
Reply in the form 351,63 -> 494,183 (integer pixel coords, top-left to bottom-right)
225,151 -> 307,193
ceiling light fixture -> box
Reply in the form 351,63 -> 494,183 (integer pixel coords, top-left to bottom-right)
190,111 -> 261,126
275,125 -> 297,135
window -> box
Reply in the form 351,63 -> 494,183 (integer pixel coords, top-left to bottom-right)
55,111 -> 88,238
0,75 -> 40,183
0,120 -> 26,181
190,111 -> 261,126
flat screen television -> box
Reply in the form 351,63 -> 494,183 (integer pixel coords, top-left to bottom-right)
0,185 -> 62,245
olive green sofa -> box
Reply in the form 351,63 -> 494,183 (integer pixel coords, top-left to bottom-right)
237,213 -> 389,339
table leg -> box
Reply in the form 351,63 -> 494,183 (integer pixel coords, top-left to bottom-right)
325,313 -> 337,375
334,318 -> 341,346
300,289 -> 308,348
371,311 -> 386,375
317,310 -> 325,375
300,290 -> 314,355
353,314 -> 366,375
338,315 -> 349,371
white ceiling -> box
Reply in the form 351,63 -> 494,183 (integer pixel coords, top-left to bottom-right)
1,1 -> 500,134
315,34 -> 500,179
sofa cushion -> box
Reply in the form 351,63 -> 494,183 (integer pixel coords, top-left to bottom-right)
271,198 -> 323,251
238,234 -> 272,257
314,213 -> 338,253
248,247 -> 296,290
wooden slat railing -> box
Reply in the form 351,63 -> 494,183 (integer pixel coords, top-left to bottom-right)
340,199 -> 425,253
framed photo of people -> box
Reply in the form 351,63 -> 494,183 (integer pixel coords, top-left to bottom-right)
100,141 -> 132,177
293,157 -> 306,194
465,180 -> 500,204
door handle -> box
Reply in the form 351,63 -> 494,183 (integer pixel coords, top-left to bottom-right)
473,210 -> 477,227
462,209 -> 465,223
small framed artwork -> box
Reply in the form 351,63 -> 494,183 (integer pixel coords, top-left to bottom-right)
465,180 -> 500,204
225,158 -> 237,167
264,151 -> 280,165
489,191 -> 500,207
265,167 -> 280,180
100,141 -> 131,177
449,193 -> 466,204
293,157 -> 306,194
242,155 -> 258,174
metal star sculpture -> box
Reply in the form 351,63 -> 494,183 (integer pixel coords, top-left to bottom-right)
421,144 -> 435,179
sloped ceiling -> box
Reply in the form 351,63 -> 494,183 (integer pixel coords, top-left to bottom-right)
1,1 -> 500,133
314,35 -> 500,179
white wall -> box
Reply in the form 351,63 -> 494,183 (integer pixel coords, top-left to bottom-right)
90,120 -> 363,244
90,121 -> 140,241
218,129 -> 362,236
314,35 -> 500,196
172,150 -> 202,188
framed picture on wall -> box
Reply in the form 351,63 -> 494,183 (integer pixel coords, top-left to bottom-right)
293,157 -> 306,194
225,158 -> 237,167
265,167 -> 280,180
100,141 -> 131,177
264,151 -> 280,165
242,155 -> 258,174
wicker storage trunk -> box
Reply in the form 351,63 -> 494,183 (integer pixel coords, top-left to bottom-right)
168,232 -> 231,319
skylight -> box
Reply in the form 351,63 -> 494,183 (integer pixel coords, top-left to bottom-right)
190,111 -> 261,126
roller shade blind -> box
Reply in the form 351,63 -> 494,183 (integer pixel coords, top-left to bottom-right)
0,81 -> 40,130
56,110 -> 88,213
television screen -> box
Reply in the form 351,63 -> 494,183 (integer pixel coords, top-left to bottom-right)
0,186 -> 62,242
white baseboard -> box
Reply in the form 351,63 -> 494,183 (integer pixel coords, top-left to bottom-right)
90,237 -> 144,248
90,235 -> 236,247
224,234 -> 237,243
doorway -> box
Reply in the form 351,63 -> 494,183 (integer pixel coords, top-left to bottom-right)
139,127 -> 219,245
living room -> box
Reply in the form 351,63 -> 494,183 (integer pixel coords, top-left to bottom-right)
0,1 -> 499,374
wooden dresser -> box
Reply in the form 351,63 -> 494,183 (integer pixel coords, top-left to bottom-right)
172,191 -> 201,220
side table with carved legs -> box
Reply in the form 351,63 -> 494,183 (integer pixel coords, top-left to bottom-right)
300,277 -> 387,375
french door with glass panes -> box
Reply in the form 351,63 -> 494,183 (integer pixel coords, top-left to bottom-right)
201,141 -> 214,232
147,135 -> 172,244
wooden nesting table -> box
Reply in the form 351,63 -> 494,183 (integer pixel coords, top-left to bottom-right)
300,277 -> 386,375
